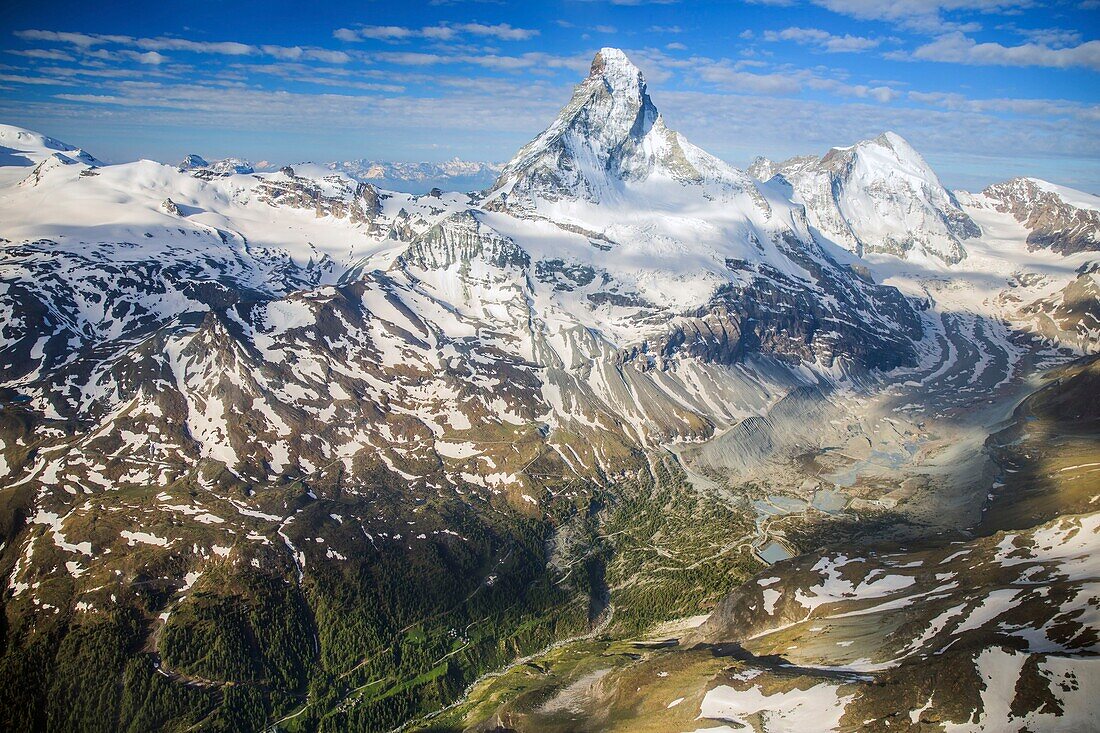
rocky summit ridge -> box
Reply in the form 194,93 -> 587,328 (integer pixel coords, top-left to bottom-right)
750,131 -> 980,264
489,47 -> 746,208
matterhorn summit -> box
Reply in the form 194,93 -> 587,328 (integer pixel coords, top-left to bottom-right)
489,48 -> 746,209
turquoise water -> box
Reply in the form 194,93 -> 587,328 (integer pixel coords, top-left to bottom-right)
758,541 -> 792,564
753,495 -> 807,516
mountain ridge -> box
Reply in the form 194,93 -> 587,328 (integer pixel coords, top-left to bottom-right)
748,130 -> 980,264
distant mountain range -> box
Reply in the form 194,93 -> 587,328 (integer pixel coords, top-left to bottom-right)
322,158 -> 504,194
174,151 -> 502,194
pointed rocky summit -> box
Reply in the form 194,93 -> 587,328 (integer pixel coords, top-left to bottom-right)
489,47 -> 744,207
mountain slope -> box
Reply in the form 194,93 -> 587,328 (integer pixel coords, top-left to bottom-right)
429,357 -> 1100,733
0,123 -> 103,187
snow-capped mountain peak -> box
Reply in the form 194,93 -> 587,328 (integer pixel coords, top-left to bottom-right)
589,46 -> 648,104
0,124 -> 99,163
967,175 -> 1100,255
753,131 -> 980,264
0,123 -> 102,185
823,131 -> 940,187
178,153 -> 255,176
321,158 -> 503,194
179,153 -> 209,169
981,176 -> 1100,214
489,47 -> 744,207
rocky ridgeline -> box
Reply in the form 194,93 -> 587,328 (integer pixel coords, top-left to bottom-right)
980,177 -> 1100,256
749,132 -> 979,264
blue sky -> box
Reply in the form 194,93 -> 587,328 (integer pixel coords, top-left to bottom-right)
0,0 -> 1097,191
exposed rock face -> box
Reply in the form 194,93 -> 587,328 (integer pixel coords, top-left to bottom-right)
18,153 -> 85,187
677,358 -> 1100,732
631,259 -> 922,373
398,211 -> 530,272
747,155 -> 779,182
751,132 -> 980,264
979,177 -> 1100,255
681,509 -> 1100,731
478,52 -> 925,377
440,355 -> 1100,733
255,170 -> 384,228
683,385 -> 841,475
178,153 -> 209,169
1017,262 -> 1100,351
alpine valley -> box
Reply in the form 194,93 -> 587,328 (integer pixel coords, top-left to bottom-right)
1,49 -> 1098,733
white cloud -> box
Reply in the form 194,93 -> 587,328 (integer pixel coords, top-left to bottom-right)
459,52 -> 590,73
15,29 -> 352,63
690,57 -> 900,101
132,51 -> 167,65
365,49 -> 589,74
35,78 -> 567,143
335,22 -> 538,43
305,49 -> 352,64
696,62 -> 805,94
809,77 -> 900,102
7,48 -> 76,61
260,45 -> 305,60
355,26 -> 417,41
133,37 -> 253,55
907,32 -> 1100,71
332,28 -> 361,42
808,0 -> 1031,33
14,30 -> 133,47
257,45 -> 354,64
0,73 -> 71,85
421,26 -> 459,41
460,23 -> 539,41
998,24 -> 1082,48
238,62 -> 406,92
36,64 -> 177,81
763,27 -> 881,52
908,90 -> 1100,122
373,52 -> 444,66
